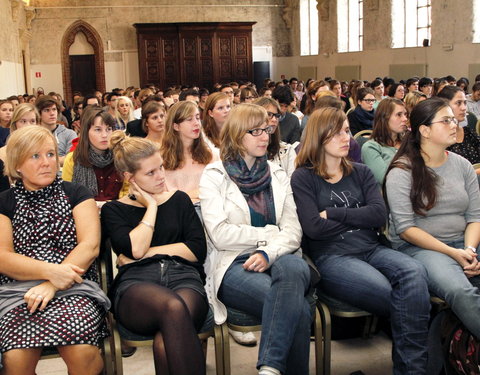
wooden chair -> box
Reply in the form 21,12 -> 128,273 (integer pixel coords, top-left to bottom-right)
315,291 -> 377,375
223,291 -> 324,375
39,256 -> 115,375
100,239 -> 226,375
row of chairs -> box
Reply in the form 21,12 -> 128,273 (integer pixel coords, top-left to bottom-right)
95,239 -> 376,375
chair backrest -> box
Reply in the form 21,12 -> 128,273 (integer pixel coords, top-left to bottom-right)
353,129 -> 372,140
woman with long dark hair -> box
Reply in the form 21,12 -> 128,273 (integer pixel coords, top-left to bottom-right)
385,98 -> 480,337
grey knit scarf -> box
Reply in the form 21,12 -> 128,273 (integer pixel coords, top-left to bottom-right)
72,147 -> 113,196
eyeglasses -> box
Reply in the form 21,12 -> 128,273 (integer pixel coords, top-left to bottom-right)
430,117 -> 459,126
362,99 -> 376,103
246,125 -> 276,136
267,111 -> 281,119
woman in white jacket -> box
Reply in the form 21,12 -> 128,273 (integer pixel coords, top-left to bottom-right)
200,103 -> 311,375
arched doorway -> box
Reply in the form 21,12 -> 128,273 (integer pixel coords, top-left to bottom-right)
61,20 -> 105,106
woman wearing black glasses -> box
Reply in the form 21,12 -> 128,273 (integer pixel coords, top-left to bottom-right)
254,97 -> 298,177
347,87 -> 376,136
385,98 -> 480,337
200,103 -> 311,375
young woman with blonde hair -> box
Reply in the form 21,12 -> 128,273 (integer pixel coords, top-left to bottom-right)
102,131 -> 208,375
200,103 -> 311,375
114,96 -> 135,131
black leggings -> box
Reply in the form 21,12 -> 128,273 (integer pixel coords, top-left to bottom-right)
117,283 -> 208,375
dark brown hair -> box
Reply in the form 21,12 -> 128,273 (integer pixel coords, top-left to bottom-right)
371,98 -> 405,147
385,98 -> 449,215
74,106 -> 115,167
296,107 -> 352,179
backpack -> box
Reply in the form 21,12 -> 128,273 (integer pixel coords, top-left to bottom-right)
441,310 -> 480,375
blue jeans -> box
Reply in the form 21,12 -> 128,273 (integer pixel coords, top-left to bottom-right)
315,246 -> 430,375
401,240 -> 480,338
219,254 -> 311,375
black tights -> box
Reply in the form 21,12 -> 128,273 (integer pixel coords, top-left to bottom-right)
117,283 -> 208,375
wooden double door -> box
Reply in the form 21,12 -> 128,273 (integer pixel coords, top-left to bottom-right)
134,22 -> 255,90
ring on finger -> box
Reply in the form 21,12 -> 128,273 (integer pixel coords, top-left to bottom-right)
36,295 -> 43,300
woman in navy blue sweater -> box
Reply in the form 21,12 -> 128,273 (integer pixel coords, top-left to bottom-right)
291,107 -> 430,375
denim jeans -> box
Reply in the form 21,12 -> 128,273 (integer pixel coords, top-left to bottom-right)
219,254 -> 311,375
315,245 -> 430,375
401,240 -> 480,338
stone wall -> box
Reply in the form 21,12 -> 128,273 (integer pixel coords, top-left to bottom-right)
24,0 -> 290,97
276,0 -> 480,83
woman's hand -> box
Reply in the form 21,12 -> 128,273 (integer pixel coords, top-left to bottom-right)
319,210 -> 327,219
130,181 -> 157,208
451,248 -> 480,277
243,253 -> 268,273
24,281 -> 58,314
47,263 -> 84,290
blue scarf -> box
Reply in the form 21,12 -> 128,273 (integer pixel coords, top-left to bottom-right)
223,155 -> 276,227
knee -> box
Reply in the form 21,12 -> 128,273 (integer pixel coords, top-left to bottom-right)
271,255 -> 310,286
162,295 -> 190,318
396,257 -> 429,285
60,345 -> 103,375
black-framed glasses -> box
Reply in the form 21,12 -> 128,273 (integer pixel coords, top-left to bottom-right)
246,125 -> 276,136
267,111 -> 281,119
430,117 -> 459,126
362,99 -> 376,103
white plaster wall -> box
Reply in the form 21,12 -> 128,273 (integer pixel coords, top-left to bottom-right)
69,32 -> 94,55
273,42 -> 480,83
29,64 -> 63,95
0,61 -> 26,97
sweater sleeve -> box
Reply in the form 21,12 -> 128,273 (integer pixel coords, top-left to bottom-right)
179,193 -> 207,264
361,140 -> 389,184
62,152 -> 74,181
291,167 -> 353,240
325,165 -> 387,228
385,166 -> 416,235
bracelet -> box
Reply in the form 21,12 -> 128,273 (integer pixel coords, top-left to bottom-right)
140,221 -> 154,230
465,245 -> 477,253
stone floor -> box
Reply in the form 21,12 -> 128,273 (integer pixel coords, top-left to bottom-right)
36,332 -> 393,374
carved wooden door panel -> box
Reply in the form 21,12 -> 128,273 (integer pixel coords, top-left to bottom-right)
135,23 -> 254,89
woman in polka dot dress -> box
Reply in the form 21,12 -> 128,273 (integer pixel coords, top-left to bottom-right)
0,126 -> 109,374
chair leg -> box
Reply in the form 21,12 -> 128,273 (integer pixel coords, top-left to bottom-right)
313,306 -> 324,375
317,302 -> 331,375
221,323 -> 231,375
362,315 -> 372,339
213,325 -> 225,375
109,315 -> 124,375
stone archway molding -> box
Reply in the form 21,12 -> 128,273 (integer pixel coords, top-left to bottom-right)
61,20 -> 105,106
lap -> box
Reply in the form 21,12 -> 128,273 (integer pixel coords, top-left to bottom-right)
401,244 -> 479,291
219,254 -> 309,316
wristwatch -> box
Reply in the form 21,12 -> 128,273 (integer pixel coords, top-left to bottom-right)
465,246 -> 477,253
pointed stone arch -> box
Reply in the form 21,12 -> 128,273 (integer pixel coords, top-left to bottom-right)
61,20 -> 105,105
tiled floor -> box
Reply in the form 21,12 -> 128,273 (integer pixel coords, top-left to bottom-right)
36,332 -> 393,374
